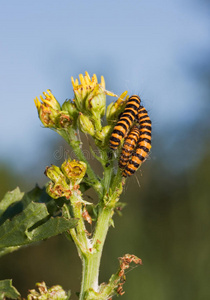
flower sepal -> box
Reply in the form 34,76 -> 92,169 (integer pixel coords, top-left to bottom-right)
62,100 -> 79,127
45,165 -> 66,184
78,113 -> 95,136
84,85 -> 106,119
55,111 -> 74,129
95,125 -> 113,147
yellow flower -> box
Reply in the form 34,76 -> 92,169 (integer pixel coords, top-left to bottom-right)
71,71 -> 117,117
34,90 -> 61,127
61,159 -> 87,184
71,72 -> 118,132
71,72 -> 105,103
34,89 -> 61,111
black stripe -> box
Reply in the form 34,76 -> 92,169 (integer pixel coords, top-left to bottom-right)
128,96 -> 140,103
132,152 -> 145,161
110,136 -> 120,143
140,131 -> 152,137
120,113 -> 135,122
112,129 -> 125,138
125,103 -> 140,110
122,147 -> 134,154
125,167 -> 135,174
138,115 -> 149,121
137,145 -> 150,153
139,119 -> 152,124
116,121 -> 128,131
138,137 -> 151,144
123,109 -> 137,118
140,125 -> 152,131
138,109 -> 147,114
129,160 -> 140,168
123,141 -> 134,147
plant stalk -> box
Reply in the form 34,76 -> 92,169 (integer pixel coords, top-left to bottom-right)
79,205 -> 114,300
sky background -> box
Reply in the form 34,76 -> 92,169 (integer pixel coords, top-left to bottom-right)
0,0 -> 210,178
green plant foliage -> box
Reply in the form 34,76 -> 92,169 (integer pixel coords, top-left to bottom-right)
0,187 -> 78,256
0,72 -> 152,299
0,279 -> 20,300
0,187 -> 24,217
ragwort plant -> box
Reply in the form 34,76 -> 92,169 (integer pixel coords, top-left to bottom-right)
0,72 -> 151,300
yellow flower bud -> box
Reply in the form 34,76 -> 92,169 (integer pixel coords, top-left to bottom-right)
45,165 -> 65,183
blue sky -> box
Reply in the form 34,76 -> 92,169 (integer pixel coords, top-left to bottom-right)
0,0 -> 209,175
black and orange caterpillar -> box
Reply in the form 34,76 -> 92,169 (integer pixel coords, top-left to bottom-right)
122,105 -> 152,177
109,95 -> 141,150
118,124 -> 141,169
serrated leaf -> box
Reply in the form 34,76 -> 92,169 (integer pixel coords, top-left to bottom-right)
0,187 -> 24,218
0,186 -> 45,225
27,216 -> 78,241
0,201 -> 49,247
0,279 -> 20,300
0,186 -> 78,252
0,201 -> 77,248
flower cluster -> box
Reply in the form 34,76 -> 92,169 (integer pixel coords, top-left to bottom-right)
27,282 -> 69,300
45,159 -> 87,199
35,72 -> 129,149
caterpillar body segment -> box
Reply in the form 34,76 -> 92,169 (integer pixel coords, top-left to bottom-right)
137,105 -> 152,131
119,125 -> 141,169
109,95 -> 141,150
122,105 -> 152,177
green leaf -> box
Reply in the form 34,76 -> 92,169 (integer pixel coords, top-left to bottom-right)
0,186 -> 46,225
0,201 -> 77,248
0,187 -> 78,253
0,187 -> 24,218
0,201 -> 49,247
27,216 -> 78,242
0,279 -> 20,300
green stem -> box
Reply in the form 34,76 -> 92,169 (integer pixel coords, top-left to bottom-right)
62,203 -> 86,255
71,193 -> 89,251
110,167 -> 124,193
93,205 -> 113,252
101,150 -> 114,194
79,253 -> 100,300
78,161 -> 123,299
79,205 -> 114,300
